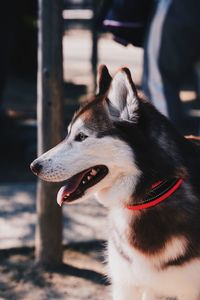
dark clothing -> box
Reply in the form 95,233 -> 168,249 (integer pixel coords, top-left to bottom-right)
98,0 -> 153,47
143,0 -> 200,132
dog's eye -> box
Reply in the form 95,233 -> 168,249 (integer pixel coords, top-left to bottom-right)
75,132 -> 88,142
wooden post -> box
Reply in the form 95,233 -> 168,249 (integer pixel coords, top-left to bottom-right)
35,0 -> 63,266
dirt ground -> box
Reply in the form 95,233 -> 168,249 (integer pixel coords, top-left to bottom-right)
0,241 -> 111,300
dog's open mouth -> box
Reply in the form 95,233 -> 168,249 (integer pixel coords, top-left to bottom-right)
57,165 -> 108,206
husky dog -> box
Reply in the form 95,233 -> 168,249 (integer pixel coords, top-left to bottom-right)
31,66 -> 200,300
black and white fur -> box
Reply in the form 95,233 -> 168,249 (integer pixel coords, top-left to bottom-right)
31,66 -> 200,300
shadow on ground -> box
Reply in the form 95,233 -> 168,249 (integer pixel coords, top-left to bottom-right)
0,240 -> 110,300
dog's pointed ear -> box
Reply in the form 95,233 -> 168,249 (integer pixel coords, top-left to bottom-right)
106,68 -> 139,122
96,64 -> 112,95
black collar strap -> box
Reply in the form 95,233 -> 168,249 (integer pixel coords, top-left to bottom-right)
126,178 -> 183,211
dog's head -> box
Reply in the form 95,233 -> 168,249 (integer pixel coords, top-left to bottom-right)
31,65 -> 182,208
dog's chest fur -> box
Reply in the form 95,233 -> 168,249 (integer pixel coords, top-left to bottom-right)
107,208 -> 200,300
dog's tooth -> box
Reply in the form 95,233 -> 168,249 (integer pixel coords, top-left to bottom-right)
87,176 -> 92,180
82,180 -> 86,184
90,169 -> 97,176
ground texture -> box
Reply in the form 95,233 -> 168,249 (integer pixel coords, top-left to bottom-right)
0,241 -> 111,300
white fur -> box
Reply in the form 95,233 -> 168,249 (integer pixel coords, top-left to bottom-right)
107,207 -> 200,300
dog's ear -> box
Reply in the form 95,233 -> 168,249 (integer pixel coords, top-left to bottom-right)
106,68 -> 139,122
96,64 -> 112,95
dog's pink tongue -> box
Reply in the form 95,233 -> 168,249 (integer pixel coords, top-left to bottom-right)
57,171 -> 87,206
57,186 -> 71,206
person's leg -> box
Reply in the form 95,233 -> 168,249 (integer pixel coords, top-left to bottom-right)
158,0 -> 200,131
143,0 -> 200,132
142,0 -> 173,117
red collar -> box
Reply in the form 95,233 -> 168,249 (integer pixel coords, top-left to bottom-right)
126,178 -> 183,211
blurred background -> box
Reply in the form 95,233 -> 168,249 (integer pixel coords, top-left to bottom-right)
0,0 -> 199,299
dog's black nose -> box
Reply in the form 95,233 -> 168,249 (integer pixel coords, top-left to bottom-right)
30,162 -> 43,175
